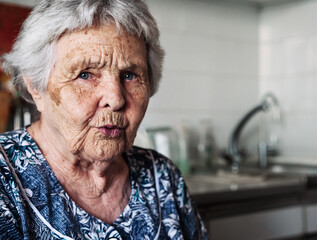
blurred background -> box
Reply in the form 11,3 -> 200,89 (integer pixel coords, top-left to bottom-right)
1,0 -> 317,239
142,0 -> 317,167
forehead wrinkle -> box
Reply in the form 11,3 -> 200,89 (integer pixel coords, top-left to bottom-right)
61,50 -> 109,76
109,45 -> 147,71
56,36 -> 147,78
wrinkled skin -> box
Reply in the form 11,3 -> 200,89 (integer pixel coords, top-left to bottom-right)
26,24 -> 150,223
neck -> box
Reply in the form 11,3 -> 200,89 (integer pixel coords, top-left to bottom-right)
27,120 -> 131,223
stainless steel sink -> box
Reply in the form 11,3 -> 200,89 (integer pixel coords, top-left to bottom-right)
238,164 -> 317,177
185,168 -> 305,195
268,164 -> 317,175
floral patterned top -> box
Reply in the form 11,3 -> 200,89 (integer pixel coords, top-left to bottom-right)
0,128 -> 209,240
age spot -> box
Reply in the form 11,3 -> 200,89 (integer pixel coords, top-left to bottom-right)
49,87 -> 62,106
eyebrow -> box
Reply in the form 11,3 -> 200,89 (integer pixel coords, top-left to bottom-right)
120,63 -> 147,72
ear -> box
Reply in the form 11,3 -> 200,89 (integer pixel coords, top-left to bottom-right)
23,77 -> 44,112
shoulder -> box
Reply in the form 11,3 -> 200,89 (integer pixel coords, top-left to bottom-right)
0,130 -> 27,235
0,128 -> 28,140
0,128 -> 31,151
0,128 -> 44,177
0,128 -> 29,188
127,146 -> 184,195
127,146 -> 181,177
0,128 -> 34,166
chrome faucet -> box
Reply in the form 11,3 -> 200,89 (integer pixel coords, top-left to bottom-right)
224,93 -> 280,171
258,93 -> 280,168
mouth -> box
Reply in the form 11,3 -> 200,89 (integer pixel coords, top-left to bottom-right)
98,125 -> 123,138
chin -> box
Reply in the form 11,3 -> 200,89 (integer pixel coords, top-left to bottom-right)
81,138 -> 127,161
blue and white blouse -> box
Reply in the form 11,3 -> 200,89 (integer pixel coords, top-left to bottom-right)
0,128 -> 209,239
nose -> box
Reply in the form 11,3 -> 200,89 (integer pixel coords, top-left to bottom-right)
98,77 -> 125,111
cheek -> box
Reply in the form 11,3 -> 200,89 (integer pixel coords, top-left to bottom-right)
125,101 -> 147,149
125,80 -> 150,105
49,87 -> 62,106
63,84 -> 95,105
126,92 -> 149,128
49,84 -> 97,122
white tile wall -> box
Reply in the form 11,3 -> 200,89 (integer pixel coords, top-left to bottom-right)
260,0 -> 317,160
144,0 -> 260,153
146,0 -> 317,162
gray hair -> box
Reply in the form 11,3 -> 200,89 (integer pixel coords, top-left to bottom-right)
2,0 -> 164,103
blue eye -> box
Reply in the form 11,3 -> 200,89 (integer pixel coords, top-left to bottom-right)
78,72 -> 90,80
123,72 -> 136,81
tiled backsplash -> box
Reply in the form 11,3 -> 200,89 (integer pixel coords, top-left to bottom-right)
144,0 -> 260,154
144,0 -> 317,162
259,0 -> 317,160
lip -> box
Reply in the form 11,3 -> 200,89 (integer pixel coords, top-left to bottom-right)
98,125 -> 123,138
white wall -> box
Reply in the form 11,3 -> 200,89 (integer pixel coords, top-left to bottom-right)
144,0 -> 260,154
259,0 -> 317,162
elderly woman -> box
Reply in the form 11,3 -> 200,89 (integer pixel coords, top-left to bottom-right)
0,0 -> 209,239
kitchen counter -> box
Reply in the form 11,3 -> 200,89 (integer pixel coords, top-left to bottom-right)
185,168 -> 308,220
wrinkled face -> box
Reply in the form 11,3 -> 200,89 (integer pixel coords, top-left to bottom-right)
38,24 -> 149,162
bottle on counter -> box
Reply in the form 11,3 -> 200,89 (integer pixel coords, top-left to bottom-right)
194,119 -> 216,173
175,120 -> 191,176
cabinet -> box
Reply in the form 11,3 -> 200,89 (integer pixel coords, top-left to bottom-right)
208,206 -> 303,240
305,204 -> 317,234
